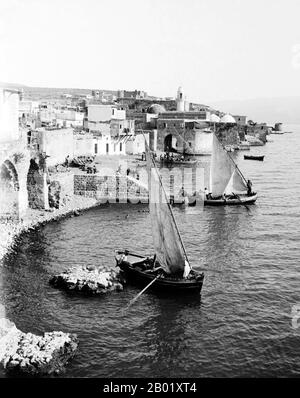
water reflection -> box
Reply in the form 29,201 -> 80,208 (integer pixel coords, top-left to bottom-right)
140,293 -> 202,377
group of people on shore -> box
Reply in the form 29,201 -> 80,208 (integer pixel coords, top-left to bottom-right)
159,152 -> 186,163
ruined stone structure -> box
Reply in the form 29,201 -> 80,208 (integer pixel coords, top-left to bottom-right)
215,124 -> 241,146
0,141 -> 30,220
0,86 -> 49,220
0,139 -> 51,219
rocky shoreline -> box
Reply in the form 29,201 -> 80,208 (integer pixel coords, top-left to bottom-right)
0,194 -> 100,263
0,193 -> 104,376
0,318 -> 78,375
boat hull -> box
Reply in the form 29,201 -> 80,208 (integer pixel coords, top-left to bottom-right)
244,155 -> 264,161
204,193 -> 258,206
116,259 -> 204,293
156,159 -> 197,166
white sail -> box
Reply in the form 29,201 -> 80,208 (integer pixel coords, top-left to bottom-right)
210,134 -> 233,196
146,143 -> 187,275
225,168 -> 248,195
232,168 -> 248,194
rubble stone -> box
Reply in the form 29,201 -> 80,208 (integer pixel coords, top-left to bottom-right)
0,318 -> 78,375
49,265 -> 125,295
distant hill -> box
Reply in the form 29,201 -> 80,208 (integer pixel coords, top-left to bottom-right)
3,82 -> 299,124
209,97 -> 300,125
21,86 -> 119,101
0,82 -> 118,100
0,81 -> 27,89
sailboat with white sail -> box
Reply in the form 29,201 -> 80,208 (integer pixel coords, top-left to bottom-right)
115,140 -> 204,293
205,134 -> 258,206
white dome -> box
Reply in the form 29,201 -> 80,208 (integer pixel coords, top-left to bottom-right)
210,114 -> 221,123
220,114 -> 236,123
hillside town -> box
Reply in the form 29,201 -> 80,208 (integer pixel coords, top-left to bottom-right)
1,0 -> 300,383
0,83 -> 284,225
0,82 -> 288,377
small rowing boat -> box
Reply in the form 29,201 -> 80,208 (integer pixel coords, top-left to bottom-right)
244,155 -> 264,161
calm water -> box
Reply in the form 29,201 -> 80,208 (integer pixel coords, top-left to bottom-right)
1,125 -> 300,377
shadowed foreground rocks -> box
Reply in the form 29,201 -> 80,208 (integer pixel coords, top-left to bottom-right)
49,265 -> 125,295
0,318 -> 78,376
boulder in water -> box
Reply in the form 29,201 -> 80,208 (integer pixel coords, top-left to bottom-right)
49,265 -> 125,295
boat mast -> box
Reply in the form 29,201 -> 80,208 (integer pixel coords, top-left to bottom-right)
143,132 -> 191,266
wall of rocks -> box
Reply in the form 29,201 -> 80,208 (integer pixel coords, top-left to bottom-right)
215,124 -> 241,145
74,175 -> 149,203
49,172 -> 74,208
48,181 -> 61,209
27,159 -> 47,209
215,124 -> 269,145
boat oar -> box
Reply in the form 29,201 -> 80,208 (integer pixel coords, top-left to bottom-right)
115,250 -> 150,259
125,273 -> 162,309
232,192 -> 251,213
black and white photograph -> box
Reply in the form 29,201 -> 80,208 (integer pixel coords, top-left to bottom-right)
0,0 -> 300,387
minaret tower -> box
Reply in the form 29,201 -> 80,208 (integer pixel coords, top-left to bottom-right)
176,86 -> 185,112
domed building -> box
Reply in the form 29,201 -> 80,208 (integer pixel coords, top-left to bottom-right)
210,114 -> 221,123
147,103 -> 166,114
220,114 -> 236,124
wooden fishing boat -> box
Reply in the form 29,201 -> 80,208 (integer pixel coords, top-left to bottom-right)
115,138 -> 204,294
115,253 -> 204,292
244,155 -> 264,161
193,133 -> 258,207
204,192 -> 258,206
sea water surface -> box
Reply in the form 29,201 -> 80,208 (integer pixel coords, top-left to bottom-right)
1,125 -> 300,377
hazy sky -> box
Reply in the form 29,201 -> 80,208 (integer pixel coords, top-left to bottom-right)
1,0 -> 300,103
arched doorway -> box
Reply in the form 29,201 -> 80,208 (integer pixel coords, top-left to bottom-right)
0,160 -> 19,220
164,134 -> 178,152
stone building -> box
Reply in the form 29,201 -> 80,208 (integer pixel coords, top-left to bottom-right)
156,117 -> 213,155
29,128 -> 74,167
156,94 -> 211,154
110,119 -> 135,137
245,122 -> 271,143
55,107 -> 85,128
233,115 -> 247,125
116,97 -> 177,115
0,85 -> 31,219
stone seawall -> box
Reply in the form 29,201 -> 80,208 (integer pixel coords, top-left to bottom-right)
0,171 -> 99,262
74,174 -> 149,203
0,172 -> 150,263
0,195 -> 99,262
